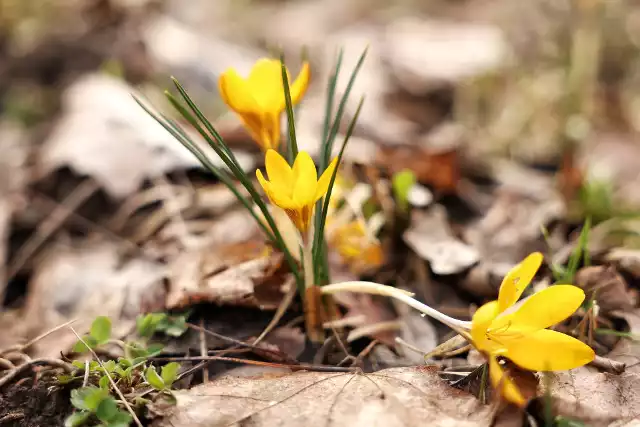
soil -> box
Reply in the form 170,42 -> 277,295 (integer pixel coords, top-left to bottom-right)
0,377 -> 72,427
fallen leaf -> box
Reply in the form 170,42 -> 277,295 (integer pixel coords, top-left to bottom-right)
23,239 -> 165,357
540,366 -> 640,426
608,310 -> 640,374
385,18 -> 507,93
404,205 -> 480,275
166,240 -> 290,311
152,366 -> 493,427
574,265 -> 637,312
38,73 -> 254,199
377,145 -> 461,194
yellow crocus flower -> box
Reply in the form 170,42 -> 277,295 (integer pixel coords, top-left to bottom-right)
471,252 -> 595,406
218,59 -> 311,151
329,219 -> 384,273
256,149 -> 338,235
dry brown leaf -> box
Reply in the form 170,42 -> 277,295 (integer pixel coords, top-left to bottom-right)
38,73 -> 254,199
465,186 -> 564,266
331,292 -> 399,347
377,145 -> 461,194
166,240 -> 290,310
23,239 -> 165,357
574,265 -> 637,312
541,366 -> 640,426
152,366 -> 494,427
404,205 -> 479,275
608,310 -> 640,374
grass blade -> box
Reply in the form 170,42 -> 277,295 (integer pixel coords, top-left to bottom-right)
312,96 -> 366,283
319,49 -> 343,173
321,47 -> 367,171
280,55 -> 299,163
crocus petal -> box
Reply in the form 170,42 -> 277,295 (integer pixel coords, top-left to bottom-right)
314,156 -> 339,202
257,169 -> 294,208
265,149 -> 293,193
471,300 -> 501,353
489,356 -> 526,407
292,152 -> 318,206
506,285 -> 585,332
290,62 -> 311,105
247,59 -> 285,110
264,112 -> 281,152
498,252 -> 543,313
505,329 -> 595,371
219,69 -> 260,114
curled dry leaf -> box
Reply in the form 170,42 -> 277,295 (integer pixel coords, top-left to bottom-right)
152,367 -> 493,427
574,265 -> 637,312
404,205 -> 480,275
166,240 -> 290,311
540,366 -> 640,426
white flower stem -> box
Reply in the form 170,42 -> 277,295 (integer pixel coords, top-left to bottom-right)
303,241 -> 314,288
322,281 -> 473,332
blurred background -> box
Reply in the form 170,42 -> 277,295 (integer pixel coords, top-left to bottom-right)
1,0 -> 640,371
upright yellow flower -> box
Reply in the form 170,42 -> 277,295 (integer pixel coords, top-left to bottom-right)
256,149 -> 338,234
219,59 -> 311,151
470,253 -> 595,406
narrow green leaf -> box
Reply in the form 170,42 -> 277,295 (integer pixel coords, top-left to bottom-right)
145,366 -> 165,390
312,96 -> 366,283
90,316 -> 112,344
161,362 -> 180,387
320,49 -> 343,172
322,47 -> 368,170
146,343 -> 165,356
280,55 -> 298,161
96,397 -> 118,422
134,94 -> 303,293
64,411 -> 90,427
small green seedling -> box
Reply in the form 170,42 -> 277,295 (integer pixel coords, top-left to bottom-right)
66,386 -> 132,427
73,317 -> 112,353
392,169 -> 417,214
136,312 -> 189,339
145,362 -> 180,392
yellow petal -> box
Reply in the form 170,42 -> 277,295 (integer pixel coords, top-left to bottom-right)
314,156 -> 339,202
264,112 -> 281,152
498,252 -> 543,313
257,168 -> 294,208
292,152 -> 318,206
505,329 -> 595,371
219,69 -> 260,114
246,59 -> 285,109
265,149 -> 293,192
290,62 -> 311,105
471,300 -> 501,353
508,285 -> 585,331
489,356 -> 526,407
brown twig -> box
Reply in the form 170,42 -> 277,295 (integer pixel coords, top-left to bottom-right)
0,358 -> 73,388
0,318 -> 79,356
251,276 -> 296,346
590,355 -> 626,374
148,355 -> 355,373
69,326 -> 143,427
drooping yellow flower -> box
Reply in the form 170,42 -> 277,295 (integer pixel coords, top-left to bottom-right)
329,219 -> 384,273
219,59 -> 311,151
256,149 -> 338,234
470,252 -> 595,406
